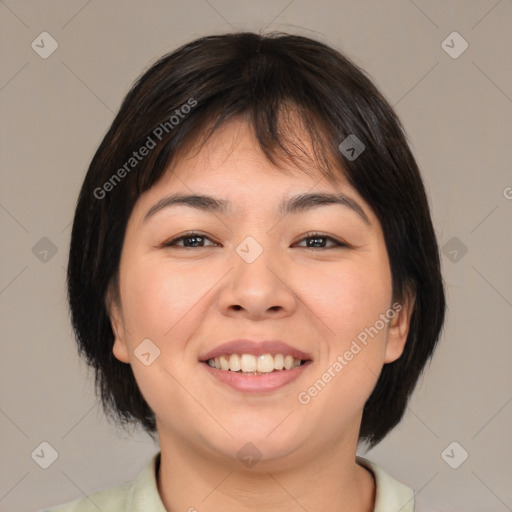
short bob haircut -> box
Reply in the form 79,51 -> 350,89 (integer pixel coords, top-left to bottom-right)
67,32 -> 446,448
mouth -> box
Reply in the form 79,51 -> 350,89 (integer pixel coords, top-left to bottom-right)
199,340 -> 313,393
204,353 -> 310,375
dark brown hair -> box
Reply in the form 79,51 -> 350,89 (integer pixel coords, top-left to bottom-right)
67,31 -> 446,448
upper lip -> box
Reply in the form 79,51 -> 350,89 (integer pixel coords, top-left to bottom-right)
199,340 -> 313,362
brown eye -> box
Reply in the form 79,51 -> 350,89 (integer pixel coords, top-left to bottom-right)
164,232 -> 218,248
295,232 -> 347,249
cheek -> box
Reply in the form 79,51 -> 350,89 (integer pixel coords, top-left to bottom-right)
295,258 -> 392,424
303,260 -> 392,345
121,257 -> 221,341
118,258 -> 213,419
299,357 -> 381,440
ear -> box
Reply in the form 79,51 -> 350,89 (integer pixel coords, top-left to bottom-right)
105,284 -> 130,364
384,287 -> 416,364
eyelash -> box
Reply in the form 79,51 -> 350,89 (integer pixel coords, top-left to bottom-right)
163,232 -> 348,249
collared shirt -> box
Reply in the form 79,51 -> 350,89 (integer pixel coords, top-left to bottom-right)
43,452 -> 436,511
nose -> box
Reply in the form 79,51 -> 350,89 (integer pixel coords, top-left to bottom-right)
217,243 -> 297,320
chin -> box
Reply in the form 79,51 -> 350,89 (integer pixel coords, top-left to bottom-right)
208,425 -> 311,464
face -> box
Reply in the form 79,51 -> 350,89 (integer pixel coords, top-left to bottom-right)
108,119 -> 413,470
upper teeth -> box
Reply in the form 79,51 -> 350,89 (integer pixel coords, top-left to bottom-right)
207,354 -> 303,373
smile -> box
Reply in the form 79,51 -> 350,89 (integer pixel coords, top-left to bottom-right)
206,353 -> 307,374
202,356 -> 312,393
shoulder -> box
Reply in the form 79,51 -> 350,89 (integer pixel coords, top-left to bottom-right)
356,456 -> 448,512
357,456 -> 415,512
41,481 -> 131,511
41,452 -> 164,512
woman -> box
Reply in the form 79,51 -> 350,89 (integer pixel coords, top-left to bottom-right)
46,32 -> 446,511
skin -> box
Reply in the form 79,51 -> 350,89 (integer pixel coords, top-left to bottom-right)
107,118 -> 415,512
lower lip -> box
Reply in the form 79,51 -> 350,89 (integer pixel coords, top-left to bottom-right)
201,361 -> 312,393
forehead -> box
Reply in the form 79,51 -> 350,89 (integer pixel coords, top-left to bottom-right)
130,118 -> 376,228
151,118 -> 353,195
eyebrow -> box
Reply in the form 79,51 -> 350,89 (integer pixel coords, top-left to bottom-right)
143,192 -> 371,226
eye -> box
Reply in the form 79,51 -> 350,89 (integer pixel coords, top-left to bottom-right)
294,232 -> 348,249
163,232 -> 218,248
162,232 -> 347,249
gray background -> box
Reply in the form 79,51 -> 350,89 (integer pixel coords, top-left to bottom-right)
1,1 -> 511,511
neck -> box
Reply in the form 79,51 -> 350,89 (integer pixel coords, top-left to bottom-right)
156,431 -> 375,512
